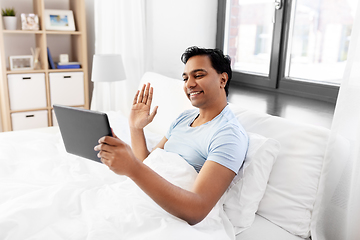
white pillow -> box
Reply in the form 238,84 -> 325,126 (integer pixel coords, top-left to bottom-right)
229,104 -> 329,238
222,132 -> 281,234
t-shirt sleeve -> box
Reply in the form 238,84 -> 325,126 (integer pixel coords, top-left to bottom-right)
207,124 -> 248,174
165,111 -> 188,139
165,121 -> 174,140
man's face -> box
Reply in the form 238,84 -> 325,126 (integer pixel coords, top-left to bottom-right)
182,55 -> 226,109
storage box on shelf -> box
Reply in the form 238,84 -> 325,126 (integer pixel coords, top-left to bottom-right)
0,0 -> 89,132
49,72 -> 85,106
7,73 -> 47,111
11,110 -> 48,131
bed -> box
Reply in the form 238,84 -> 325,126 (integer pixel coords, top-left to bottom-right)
0,72 -> 336,240
0,112 -> 235,239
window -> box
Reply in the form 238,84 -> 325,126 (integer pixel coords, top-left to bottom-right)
224,1 -> 274,76
217,0 -> 358,103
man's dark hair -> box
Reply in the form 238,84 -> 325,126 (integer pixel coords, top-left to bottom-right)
181,46 -> 232,97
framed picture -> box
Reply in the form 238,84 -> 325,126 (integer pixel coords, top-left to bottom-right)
44,9 -> 76,31
21,13 -> 39,30
9,55 -> 34,70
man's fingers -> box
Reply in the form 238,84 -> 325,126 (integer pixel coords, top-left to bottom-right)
138,84 -> 146,103
99,151 -> 112,162
94,142 -> 110,152
146,87 -> 154,106
148,106 -> 158,122
98,135 -> 123,147
133,90 -> 140,105
142,83 -> 150,103
133,83 -> 153,106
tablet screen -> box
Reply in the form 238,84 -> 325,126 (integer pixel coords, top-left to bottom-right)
53,104 -> 112,162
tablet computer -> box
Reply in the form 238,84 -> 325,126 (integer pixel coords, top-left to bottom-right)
53,104 -> 112,162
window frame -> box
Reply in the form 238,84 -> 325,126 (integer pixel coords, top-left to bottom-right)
216,0 -> 339,103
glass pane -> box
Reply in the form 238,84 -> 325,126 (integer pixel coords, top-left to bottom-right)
286,0 -> 358,85
224,0 -> 275,76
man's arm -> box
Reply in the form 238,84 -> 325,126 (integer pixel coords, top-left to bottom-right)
128,83 -> 159,161
130,127 -> 149,161
130,129 -> 167,161
131,158 -> 235,225
95,133 -> 235,225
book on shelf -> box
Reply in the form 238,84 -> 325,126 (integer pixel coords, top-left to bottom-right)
47,47 -> 55,69
56,62 -> 81,69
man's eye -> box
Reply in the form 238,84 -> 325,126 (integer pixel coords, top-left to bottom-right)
183,78 -> 188,81
195,75 -> 203,78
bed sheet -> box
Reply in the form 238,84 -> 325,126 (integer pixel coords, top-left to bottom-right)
0,111 -> 234,240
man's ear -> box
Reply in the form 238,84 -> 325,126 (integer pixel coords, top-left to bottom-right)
220,72 -> 228,88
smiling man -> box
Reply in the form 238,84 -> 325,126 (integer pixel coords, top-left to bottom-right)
94,46 -> 248,225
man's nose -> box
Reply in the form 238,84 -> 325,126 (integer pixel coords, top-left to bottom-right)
185,76 -> 196,88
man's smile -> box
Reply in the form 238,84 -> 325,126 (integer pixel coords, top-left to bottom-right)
188,91 -> 203,99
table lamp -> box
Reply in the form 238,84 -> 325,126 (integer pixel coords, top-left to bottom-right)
91,54 -> 126,111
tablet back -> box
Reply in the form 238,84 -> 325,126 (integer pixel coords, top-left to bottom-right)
53,104 -> 112,162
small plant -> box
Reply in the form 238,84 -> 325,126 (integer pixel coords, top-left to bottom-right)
1,7 -> 16,16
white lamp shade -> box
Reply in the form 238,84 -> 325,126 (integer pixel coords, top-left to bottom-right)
91,54 -> 126,82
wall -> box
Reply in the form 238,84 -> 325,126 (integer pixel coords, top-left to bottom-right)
86,0 -> 218,103
146,0 -> 218,79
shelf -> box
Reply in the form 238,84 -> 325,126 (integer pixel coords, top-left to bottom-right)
0,0 -> 89,132
48,68 -> 83,73
10,104 -> 86,114
2,30 -> 82,35
50,104 -> 85,110
46,31 -> 82,35
6,69 -> 45,74
3,30 -> 44,34
10,107 -> 49,114
6,68 -> 84,74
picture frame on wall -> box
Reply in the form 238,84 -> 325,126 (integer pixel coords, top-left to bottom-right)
44,9 -> 76,31
21,13 -> 40,30
9,55 -> 34,70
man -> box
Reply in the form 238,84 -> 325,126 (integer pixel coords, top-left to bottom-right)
94,46 -> 248,225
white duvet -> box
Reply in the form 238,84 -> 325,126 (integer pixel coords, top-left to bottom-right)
0,119 -> 234,240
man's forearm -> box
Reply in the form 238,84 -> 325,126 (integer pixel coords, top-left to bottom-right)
130,127 -> 150,161
128,159 -> 208,225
